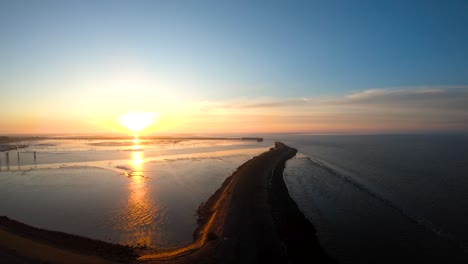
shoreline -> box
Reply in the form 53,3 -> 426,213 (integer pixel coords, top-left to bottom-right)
0,142 -> 333,263
0,135 -> 263,143
0,135 -> 263,152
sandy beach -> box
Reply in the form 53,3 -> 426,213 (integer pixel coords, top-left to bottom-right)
0,142 -> 333,263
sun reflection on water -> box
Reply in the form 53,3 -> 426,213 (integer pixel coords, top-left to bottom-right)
131,151 -> 143,176
115,138 -> 162,247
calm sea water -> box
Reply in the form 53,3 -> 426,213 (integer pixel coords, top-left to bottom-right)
0,138 -> 269,247
282,134 -> 468,263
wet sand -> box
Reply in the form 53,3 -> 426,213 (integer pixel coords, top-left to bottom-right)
0,142 -> 333,263
0,216 -> 137,263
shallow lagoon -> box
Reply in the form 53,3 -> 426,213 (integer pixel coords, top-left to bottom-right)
0,138 -> 269,247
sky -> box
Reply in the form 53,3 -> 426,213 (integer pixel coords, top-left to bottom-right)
1,0 -> 468,135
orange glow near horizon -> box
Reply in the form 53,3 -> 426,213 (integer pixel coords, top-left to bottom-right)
118,112 -> 158,134
2,92 -> 467,135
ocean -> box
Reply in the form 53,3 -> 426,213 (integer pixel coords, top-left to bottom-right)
282,134 -> 468,263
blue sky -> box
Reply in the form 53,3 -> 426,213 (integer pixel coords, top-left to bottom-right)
1,0 -> 467,133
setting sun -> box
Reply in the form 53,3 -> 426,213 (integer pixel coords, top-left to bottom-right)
118,112 -> 158,134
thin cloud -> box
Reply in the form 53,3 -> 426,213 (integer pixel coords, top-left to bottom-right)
190,86 -> 468,133
345,88 -> 444,101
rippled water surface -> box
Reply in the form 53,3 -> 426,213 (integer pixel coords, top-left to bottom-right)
0,138 -> 269,247
283,134 -> 468,263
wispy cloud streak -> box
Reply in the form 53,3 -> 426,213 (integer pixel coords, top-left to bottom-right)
183,86 -> 468,133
